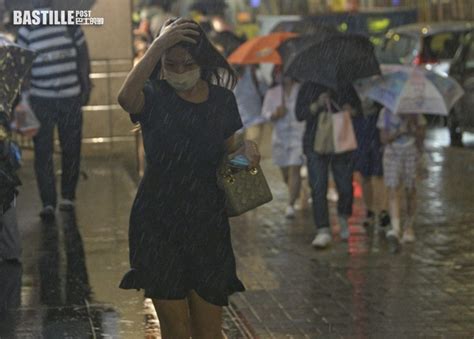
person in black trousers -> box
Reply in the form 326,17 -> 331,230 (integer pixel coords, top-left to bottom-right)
17,0 -> 91,220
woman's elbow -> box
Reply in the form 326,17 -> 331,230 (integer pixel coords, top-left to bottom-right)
117,92 -> 133,113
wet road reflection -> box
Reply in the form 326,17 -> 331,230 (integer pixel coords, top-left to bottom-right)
2,129 -> 473,338
1,210 -> 119,338
0,260 -> 22,337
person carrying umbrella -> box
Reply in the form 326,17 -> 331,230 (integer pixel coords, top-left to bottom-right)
356,65 -> 464,252
296,83 -> 361,248
376,108 -> 426,252
281,32 -> 380,248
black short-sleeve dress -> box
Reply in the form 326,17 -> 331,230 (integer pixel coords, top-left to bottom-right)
119,79 -> 245,306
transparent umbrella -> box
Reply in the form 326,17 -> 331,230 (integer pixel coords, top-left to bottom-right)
354,65 -> 465,115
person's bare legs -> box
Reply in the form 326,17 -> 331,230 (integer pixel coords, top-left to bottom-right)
403,186 -> 417,242
288,165 -> 302,207
361,175 -> 374,213
152,299 -> 190,339
386,185 -> 402,252
387,186 -> 401,235
188,290 -> 224,339
372,176 -> 387,214
279,167 -> 289,186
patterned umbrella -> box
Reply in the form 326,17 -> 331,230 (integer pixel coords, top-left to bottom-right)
0,36 -> 36,115
354,65 -> 464,115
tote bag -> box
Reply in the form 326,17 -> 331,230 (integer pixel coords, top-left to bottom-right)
313,100 -> 357,154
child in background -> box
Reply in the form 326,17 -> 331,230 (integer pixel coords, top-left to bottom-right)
377,108 -> 426,253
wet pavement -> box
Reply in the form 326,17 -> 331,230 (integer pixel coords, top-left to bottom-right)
1,128 -> 474,338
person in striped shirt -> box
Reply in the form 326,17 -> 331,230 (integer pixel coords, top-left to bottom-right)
16,0 -> 91,220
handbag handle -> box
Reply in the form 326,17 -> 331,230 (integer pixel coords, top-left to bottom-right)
325,98 -> 342,113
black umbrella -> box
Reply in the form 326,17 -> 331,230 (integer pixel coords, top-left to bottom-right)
278,33 -> 380,89
0,37 -> 36,115
271,20 -> 339,36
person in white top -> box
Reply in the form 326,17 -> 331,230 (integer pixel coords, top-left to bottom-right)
262,73 -> 305,219
233,65 -> 267,144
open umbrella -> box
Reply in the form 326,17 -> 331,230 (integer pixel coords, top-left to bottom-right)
354,66 -> 464,115
0,36 -> 36,115
227,32 -> 297,65
271,20 -> 339,36
278,33 -> 380,89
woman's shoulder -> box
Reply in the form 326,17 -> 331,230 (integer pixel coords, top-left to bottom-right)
209,83 -> 236,100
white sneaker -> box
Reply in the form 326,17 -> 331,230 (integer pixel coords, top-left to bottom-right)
285,205 -> 295,219
327,188 -> 339,202
294,202 -> 303,211
311,230 -> 332,248
402,227 -> 416,243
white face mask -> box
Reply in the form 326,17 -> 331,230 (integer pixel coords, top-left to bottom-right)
163,68 -> 201,92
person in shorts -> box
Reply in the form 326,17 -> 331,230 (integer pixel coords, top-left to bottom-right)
377,107 -> 426,252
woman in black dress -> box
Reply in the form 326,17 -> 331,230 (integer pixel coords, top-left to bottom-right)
117,18 -> 260,338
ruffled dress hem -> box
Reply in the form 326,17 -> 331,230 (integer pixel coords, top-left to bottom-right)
119,268 -> 245,307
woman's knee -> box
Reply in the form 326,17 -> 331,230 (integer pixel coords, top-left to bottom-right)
191,327 -> 224,339
152,299 -> 191,339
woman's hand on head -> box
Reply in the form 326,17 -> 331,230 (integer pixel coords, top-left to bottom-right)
154,18 -> 200,50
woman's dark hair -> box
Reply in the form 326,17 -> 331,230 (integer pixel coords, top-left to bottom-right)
149,18 -> 237,89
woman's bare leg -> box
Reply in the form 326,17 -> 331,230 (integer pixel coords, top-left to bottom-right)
361,175 -> 374,213
372,176 -> 387,214
152,299 -> 191,339
405,186 -> 417,228
288,165 -> 302,207
188,290 -> 224,339
280,167 -> 289,185
388,186 -> 401,235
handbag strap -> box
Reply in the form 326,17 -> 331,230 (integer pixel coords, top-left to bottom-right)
326,99 -> 342,113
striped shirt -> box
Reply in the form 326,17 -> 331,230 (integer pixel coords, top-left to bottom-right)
17,22 -> 86,99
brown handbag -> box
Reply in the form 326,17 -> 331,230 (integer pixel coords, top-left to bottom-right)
217,158 -> 273,217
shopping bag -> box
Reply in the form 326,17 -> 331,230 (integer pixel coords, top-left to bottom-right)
11,93 -> 40,137
313,110 -> 334,154
313,99 -> 357,154
332,110 -> 358,153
